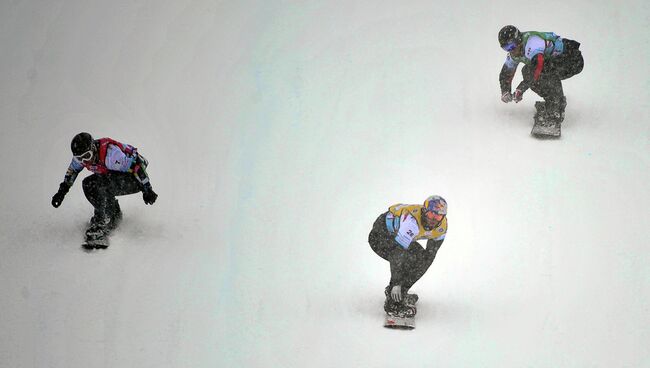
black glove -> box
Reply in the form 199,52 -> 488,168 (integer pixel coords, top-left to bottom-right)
142,183 -> 158,205
51,182 -> 70,208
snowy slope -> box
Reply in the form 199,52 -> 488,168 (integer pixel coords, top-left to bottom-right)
1,1 -> 649,367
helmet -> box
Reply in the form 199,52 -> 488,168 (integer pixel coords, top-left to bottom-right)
498,25 -> 521,50
422,195 -> 447,230
423,195 -> 447,216
71,132 -> 94,156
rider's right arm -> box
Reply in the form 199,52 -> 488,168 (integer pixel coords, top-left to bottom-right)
499,55 -> 518,93
63,158 -> 84,187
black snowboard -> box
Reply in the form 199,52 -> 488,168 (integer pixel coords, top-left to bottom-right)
82,236 -> 109,250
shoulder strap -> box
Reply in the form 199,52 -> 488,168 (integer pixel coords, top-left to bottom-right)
97,137 -> 136,162
97,138 -> 113,164
524,31 -> 560,42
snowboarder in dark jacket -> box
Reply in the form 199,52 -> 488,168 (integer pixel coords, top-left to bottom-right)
498,25 -> 584,125
51,132 -> 158,248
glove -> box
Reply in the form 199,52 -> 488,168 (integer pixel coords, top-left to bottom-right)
390,285 -> 402,302
501,91 -> 513,103
142,183 -> 158,205
51,182 -> 70,208
513,89 -> 524,103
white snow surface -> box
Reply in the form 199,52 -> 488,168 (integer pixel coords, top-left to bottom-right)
1,1 -> 649,367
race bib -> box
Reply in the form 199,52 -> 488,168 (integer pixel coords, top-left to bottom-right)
394,213 -> 419,249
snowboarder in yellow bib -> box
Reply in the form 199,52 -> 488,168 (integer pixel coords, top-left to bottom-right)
368,195 -> 447,318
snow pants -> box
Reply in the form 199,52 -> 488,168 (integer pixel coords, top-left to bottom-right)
522,39 -> 584,100
368,213 -> 442,292
82,172 -> 142,222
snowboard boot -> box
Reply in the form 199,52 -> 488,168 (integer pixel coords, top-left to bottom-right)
384,297 -> 416,318
384,286 -> 417,317
404,293 -> 419,306
544,96 -> 566,125
553,96 -> 567,123
84,216 -> 111,249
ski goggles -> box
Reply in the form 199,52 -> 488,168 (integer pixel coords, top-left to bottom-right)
424,210 -> 444,222
74,149 -> 94,163
501,40 -> 518,52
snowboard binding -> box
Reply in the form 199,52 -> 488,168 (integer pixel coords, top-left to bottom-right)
83,224 -> 109,250
384,287 -> 417,318
82,209 -> 121,250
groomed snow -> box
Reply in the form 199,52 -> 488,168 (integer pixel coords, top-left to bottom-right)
1,1 -> 648,367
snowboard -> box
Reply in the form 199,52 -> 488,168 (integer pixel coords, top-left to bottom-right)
82,236 -> 109,250
384,314 -> 415,330
383,294 -> 418,330
531,101 -> 561,138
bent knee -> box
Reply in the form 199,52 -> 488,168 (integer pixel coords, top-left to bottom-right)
82,175 -> 102,193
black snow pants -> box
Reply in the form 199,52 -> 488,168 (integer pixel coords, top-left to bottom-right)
82,172 -> 142,222
521,39 -> 584,100
368,213 -> 443,292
